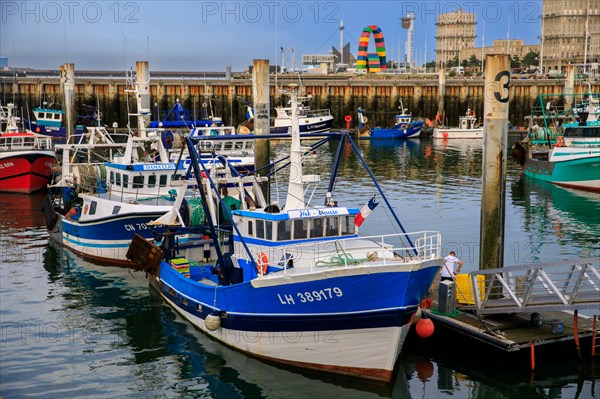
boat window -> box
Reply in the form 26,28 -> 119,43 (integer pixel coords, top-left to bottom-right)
148,175 -> 156,188
325,217 -> 339,237
247,221 -> 253,236
116,173 -> 121,186
224,142 -> 233,151
256,220 -> 265,239
159,175 -> 168,187
133,175 -> 144,188
293,219 -> 308,239
112,205 -> 121,215
54,113 -> 61,120
109,171 -> 115,184
276,220 -> 292,241
89,201 -> 97,215
341,216 -> 356,235
172,173 -> 183,181
23,138 -> 35,146
234,142 -> 244,150
310,217 -> 324,238
265,221 -> 273,240
123,174 -> 129,188
39,113 -> 46,119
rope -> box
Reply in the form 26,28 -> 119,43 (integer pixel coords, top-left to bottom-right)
431,309 -> 462,318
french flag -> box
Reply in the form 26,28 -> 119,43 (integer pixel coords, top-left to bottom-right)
354,195 -> 379,227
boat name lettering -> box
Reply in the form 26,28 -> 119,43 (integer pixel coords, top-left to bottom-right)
124,223 -> 148,231
278,287 -> 343,305
0,162 -> 15,169
307,123 -> 327,130
289,208 -> 348,219
142,164 -> 175,170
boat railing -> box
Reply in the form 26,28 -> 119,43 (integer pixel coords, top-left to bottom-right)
304,109 -> 331,118
251,231 -> 441,274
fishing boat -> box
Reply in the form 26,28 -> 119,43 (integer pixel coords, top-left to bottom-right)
513,91 -> 600,192
22,103 -> 85,138
357,100 -> 423,139
42,129 -> 207,266
149,98 -> 223,129
243,101 -> 334,134
0,103 -> 55,193
433,109 -> 483,139
128,90 -> 442,382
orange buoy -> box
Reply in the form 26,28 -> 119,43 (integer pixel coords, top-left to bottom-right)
443,131 -> 448,138
416,358 -> 434,382
256,252 -> 269,275
415,315 -> 434,338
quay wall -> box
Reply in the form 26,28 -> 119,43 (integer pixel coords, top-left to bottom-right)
2,75 -> 598,128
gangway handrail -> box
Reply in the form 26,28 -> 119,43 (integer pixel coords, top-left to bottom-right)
466,258 -> 600,315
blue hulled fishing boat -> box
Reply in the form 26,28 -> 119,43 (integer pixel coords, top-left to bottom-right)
129,89 -> 442,382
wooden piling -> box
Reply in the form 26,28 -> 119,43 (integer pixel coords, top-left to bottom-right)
61,63 -> 76,141
252,60 -> 270,199
479,54 -> 511,270
135,61 -> 150,137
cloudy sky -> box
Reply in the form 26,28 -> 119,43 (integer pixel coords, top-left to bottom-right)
1,0 -> 542,71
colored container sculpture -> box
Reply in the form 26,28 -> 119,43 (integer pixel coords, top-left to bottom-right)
357,25 -> 387,72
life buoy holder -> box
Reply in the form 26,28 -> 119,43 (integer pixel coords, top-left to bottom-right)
556,136 -> 564,147
83,204 -> 89,215
400,123 -> 408,129
256,252 -> 269,275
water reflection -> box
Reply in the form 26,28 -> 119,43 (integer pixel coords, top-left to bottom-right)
510,176 -> 600,261
1,136 -> 599,398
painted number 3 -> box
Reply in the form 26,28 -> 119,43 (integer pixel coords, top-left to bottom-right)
494,71 -> 510,103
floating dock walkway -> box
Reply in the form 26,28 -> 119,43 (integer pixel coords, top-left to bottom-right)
423,258 -> 600,363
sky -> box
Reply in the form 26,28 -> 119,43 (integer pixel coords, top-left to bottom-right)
1,1 -> 542,71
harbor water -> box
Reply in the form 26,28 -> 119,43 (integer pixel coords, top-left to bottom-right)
1,136 -> 599,398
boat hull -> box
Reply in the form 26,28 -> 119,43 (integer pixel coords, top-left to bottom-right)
524,156 -> 600,192
22,120 -> 83,138
0,151 -> 55,193
369,122 -> 423,140
433,127 -> 483,139
271,117 -> 334,135
157,259 -> 440,381
61,213 -> 164,266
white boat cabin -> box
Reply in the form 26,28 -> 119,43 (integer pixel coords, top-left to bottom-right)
458,113 -> 478,130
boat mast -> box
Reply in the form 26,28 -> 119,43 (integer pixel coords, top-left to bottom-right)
284,85 -> 306,210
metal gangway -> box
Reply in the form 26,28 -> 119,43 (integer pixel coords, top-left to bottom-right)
464,258 -> 600,315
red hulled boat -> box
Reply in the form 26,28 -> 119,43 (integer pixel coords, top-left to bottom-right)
0,103 -> 55,194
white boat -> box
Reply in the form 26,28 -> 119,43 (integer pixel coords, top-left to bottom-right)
433,109 -> 483,139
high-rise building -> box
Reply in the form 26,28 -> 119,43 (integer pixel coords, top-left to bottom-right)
435,8 -> 476,68
541,0 -> 600,71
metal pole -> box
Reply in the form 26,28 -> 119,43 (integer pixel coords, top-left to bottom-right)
62,63 -> 75,141
479,54 -> 511,270
252,59 -> 271,200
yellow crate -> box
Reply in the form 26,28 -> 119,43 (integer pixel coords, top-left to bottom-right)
455,274 -> 485,305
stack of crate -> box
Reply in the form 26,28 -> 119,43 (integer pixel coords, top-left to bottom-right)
170,258 -> 190,278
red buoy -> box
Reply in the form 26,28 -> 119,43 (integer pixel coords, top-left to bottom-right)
344,115 -> 352,129
415,316 -> 434,338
